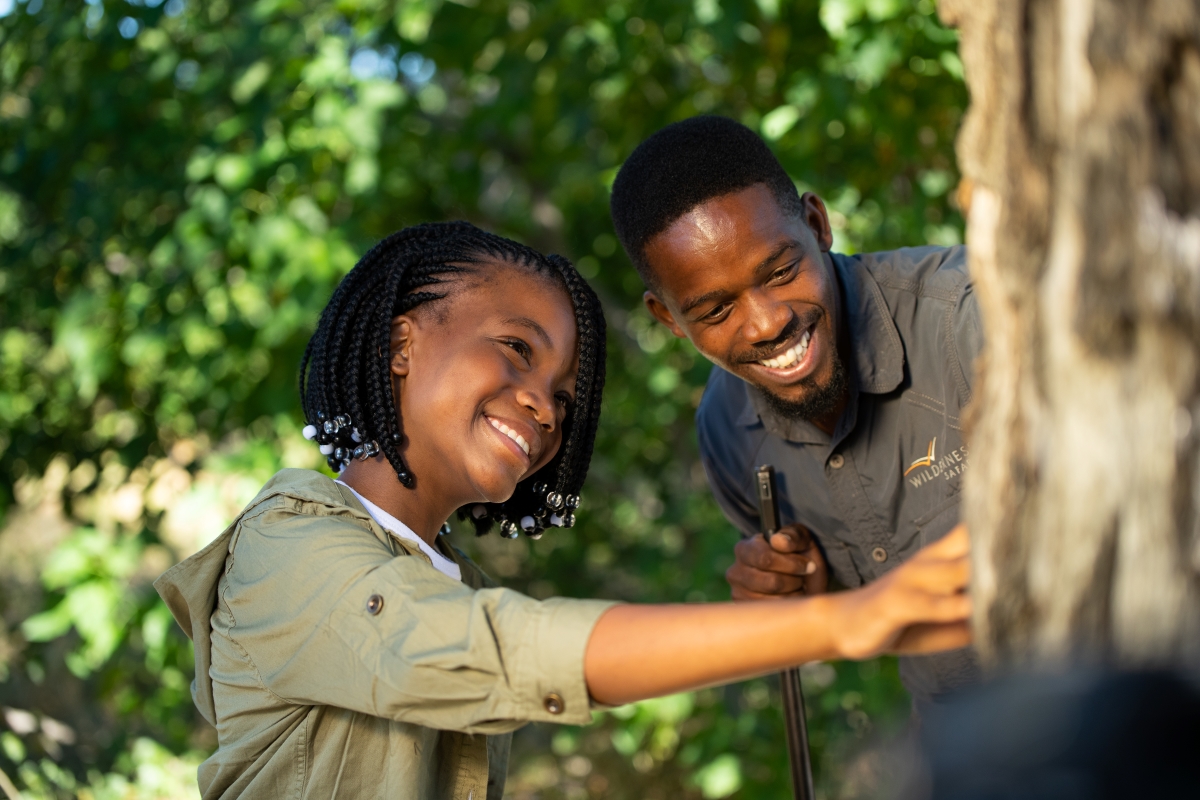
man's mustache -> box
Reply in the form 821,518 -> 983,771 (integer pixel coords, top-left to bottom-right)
738,312 -> 821,363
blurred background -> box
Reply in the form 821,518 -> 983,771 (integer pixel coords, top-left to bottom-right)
0,0 -> 966,797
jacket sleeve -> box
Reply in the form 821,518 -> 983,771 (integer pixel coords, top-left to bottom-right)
219,502 -> 615,734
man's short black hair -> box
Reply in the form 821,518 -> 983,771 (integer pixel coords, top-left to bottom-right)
610,115 -> 803,290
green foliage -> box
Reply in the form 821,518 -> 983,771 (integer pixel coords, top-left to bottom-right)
0,0 -> 964,796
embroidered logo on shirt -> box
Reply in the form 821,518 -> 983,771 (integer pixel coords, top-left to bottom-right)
904,437 -> 937,476
906,439 -> 970,487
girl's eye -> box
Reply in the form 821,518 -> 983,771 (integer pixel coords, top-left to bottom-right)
555,392 -> 574,409
504,338 -> 532,361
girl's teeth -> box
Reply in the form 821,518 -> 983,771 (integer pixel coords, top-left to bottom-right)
488,417 -> 530,456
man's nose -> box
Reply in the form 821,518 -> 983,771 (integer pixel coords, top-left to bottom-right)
741,288 -> 793,345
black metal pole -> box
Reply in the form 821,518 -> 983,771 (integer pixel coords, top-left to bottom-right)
755,465 -> 815,800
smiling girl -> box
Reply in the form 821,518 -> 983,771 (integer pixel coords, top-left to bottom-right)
155,222 -> 971,800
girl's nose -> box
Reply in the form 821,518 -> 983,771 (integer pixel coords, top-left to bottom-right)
516,383 -> 557,432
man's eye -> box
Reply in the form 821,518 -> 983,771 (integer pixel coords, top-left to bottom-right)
704,304 -> 731,321
771,263 -> 797,282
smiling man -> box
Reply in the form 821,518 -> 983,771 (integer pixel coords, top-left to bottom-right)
610,116 -> 981,703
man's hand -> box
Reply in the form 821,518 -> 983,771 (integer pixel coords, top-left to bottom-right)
726,524 -> 829,600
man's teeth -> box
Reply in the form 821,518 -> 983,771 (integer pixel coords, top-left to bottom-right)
488,417 -> 530,456
759,331 -> 811,369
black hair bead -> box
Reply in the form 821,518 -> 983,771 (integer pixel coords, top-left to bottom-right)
563,512 -> 576,528
546,492 -> 564,510
326,456 -> 340,471
566,495 -> 580,509
532,481 -> 548,495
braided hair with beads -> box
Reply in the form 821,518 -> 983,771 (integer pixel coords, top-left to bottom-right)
298,221 -> 606,539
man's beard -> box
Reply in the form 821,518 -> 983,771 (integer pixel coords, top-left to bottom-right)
757,351 -> 849,422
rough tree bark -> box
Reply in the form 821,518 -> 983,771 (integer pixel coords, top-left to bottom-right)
939,0 -> 1200,668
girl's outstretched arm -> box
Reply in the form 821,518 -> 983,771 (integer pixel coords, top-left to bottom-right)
584,526 -> 971,706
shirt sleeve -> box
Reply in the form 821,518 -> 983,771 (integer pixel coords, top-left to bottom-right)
696,411 -> 760,539
219,502 -> 616,734
948,280 -> 983,402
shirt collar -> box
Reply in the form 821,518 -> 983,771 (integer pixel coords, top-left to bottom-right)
736,252 -> 905,443
336,481 -> 463,582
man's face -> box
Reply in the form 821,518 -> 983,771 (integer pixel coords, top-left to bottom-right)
642,184 -> 845,421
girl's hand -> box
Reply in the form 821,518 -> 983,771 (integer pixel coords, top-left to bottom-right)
826,525 -> 972,660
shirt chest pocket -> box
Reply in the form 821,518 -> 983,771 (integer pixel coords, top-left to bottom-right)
899,423 -> 970,546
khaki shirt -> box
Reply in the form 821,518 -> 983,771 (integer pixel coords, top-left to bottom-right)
154,469 -> 615,799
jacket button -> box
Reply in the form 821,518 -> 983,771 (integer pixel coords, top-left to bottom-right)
366,594 -> 385,615
871,547 -> 888,563
829,454 -> 845,469
543,693 -> 565,715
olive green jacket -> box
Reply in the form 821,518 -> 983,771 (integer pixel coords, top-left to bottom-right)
154,469 -> 615,800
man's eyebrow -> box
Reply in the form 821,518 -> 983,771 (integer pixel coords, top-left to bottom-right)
680,288 -> 729,316
752,240 -> 799,278
678,241 -> 799,316
502,316 -> 554,348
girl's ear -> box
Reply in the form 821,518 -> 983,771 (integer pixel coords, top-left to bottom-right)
389,315 -> 416,377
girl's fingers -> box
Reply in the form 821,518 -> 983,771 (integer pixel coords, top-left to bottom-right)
918,524 -> 970,560
891,621 -> 973,654
898,554 -> 971,595
902,588 -> 971,623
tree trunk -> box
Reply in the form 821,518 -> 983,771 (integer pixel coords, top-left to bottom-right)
939,0 -> 1200,668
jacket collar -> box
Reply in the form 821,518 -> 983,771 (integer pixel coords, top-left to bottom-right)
736,252 -> 905,443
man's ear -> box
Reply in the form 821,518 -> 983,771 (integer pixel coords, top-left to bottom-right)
800,192 -> 834,253
643,291 -> 688,339
388,316 -> 416,377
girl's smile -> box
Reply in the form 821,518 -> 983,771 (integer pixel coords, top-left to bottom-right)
484,413 -> 538,464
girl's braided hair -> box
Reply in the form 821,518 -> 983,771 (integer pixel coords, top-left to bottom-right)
298,221 -> 606,538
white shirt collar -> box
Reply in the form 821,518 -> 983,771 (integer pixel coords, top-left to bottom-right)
336,481 -> 462,582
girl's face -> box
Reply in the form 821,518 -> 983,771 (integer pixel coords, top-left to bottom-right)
389,262 -> 580,506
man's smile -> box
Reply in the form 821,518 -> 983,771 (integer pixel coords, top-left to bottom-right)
742,321 -> 821,386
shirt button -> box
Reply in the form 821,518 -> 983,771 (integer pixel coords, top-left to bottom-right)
543,692 -> 565,715
365,594 -> 385,615
829,454 -> 845,469
871,547 -> 888,563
